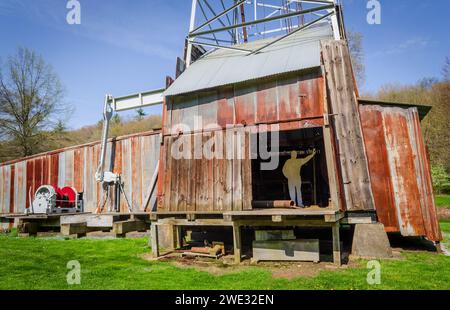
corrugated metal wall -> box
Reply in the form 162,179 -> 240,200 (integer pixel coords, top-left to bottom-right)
0,131 -> 160,214
360,104 -> 441,241
165,70 -> 325,134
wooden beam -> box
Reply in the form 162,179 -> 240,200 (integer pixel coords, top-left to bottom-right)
60,214 -> 113,228
150,222 -> 159,258
321,64 -> 342,211
61,222 -> 87,238
341,217 -> 373,224
332,222 -> 341,265
113,220 -> 147,237
272,215 -> 283,223
324,212 -> 345,223
321,40 -> 376,212
233,223 -> 242,264
18,221 -> 39,236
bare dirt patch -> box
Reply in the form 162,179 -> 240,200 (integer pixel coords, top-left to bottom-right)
141,252 -> 364,279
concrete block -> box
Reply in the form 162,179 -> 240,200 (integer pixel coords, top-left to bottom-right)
351,223 -> 393,258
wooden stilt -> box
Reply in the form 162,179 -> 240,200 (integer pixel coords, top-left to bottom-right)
150,222 -> 159,258
332,222 -> 341,265
233,222 -> 242,264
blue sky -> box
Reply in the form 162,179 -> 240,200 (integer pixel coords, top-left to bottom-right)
0,0 -> 448,129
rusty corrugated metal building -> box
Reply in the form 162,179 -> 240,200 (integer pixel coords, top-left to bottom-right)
0,131 -> 160,228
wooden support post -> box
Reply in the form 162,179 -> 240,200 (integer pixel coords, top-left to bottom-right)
150,222 -> 159,258
61,222 -> 87,238
233,223 -> 242,264
18,221 -> 39,236
113,220 -> 146,237
171,225 -> 184,250
176,226 -> 184,249
332,222 -> 341,265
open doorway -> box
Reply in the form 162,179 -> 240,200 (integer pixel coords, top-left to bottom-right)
252,127 -> 331,208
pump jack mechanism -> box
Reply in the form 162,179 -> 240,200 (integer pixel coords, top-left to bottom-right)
95,88 -> 164,214
95,95 -> 133,213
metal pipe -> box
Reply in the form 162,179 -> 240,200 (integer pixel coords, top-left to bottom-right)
249,11 -> 333,54
186,0 -> 198,67
95,95 -> 114,183
190,0 -> 246,35
252,200 -> 296,208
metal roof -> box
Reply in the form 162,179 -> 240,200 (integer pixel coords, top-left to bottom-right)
358,98 -> 432,120
164,22 -> 333,97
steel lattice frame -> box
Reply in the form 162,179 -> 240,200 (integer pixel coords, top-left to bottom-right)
186,0 -> 344,66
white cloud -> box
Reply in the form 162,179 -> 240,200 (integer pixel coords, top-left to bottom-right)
368,37 -> 430,58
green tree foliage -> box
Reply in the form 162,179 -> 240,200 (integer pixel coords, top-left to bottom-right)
431,165 -> 450,195
365,58 -> 450,182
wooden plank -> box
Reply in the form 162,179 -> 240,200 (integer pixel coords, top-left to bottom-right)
113,220 -> 147,237
324,212 -> 345,223
169,138 -> 180,211
150,222 -> 159,258
60,214 -> 113,228
321,40 -> 375,211
242,131 -> 252,210
224,208 -> 337,216
163,137 -> 173,212
233,129 -> 243,211
341,217 -> 373,224
142,160 -> 159,212
332,222 -> 341,265
233,223 -> 242,264
187,135 -> 196,212
61,222 -> 87,237
321,66 -> 341,211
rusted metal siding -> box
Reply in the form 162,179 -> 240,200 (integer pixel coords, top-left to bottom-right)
166,70 -> 325,133
0,132 -> 160,215
360,104 -> 442,241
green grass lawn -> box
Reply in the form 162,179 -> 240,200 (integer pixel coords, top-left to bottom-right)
0,225 -> 449,290
436,195 -> 450,209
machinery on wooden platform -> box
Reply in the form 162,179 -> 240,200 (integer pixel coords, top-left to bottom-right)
29,185 -> 83,215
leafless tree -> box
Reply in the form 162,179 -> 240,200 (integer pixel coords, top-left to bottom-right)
347,30 -> 365,87
0,47 -> 68,156
443,57 -> 450,81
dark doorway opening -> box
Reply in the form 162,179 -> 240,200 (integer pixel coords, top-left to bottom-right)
251,127 -> 330,208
